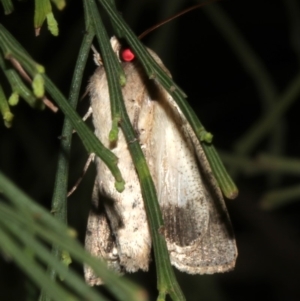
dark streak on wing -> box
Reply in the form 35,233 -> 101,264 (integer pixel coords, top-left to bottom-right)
162,202 -> 204,246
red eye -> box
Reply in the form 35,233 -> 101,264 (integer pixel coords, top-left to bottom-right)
121,48 -> 135,62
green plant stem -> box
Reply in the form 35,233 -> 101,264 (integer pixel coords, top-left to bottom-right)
0,225 -> 78,301
220,151 -> 300,176
86,0 -> 186,299
85,0 -> 125,144
97,0 -> 237,198
260,185 -> 300,209
0,203 -> 110,301
234,72 -> 300,154
203,3 -> 300,187
203,3 -> 285,183
1,0 -> 14,14
121,117 -> 186,301
39,27 -> 95,301
0,171 -> 146,301
0,23 -> 125,190
283,0 -> 300,65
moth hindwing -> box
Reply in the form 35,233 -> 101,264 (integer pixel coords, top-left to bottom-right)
84,36 -> 237,285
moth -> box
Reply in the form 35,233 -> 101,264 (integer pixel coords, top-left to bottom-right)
84,36 -> 237,285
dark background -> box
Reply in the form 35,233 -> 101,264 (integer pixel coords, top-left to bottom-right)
1,0 -> 300,300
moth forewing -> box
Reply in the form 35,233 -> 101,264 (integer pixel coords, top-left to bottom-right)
84,180 -> 121,285
136,50 -> 237,274
85,36 -> 237,284
145,72 -> 237,273
85,46 -> 152,285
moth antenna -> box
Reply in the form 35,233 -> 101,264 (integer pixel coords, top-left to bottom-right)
120,0 -> 221,62
138,0 -> 221,40
67,153 -> 95,197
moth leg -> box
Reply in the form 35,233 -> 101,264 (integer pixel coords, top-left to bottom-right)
71,106 -> 93,136
91,45 -> 102,66
67,106 -> 94,196
82,106 -> 93,122
67,153 -> 95,197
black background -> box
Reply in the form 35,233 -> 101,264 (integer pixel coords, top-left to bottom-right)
1,0 -> 300,300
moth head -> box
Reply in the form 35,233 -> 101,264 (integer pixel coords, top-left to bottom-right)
91,36 -> 135,66
111,36 -> 136,63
